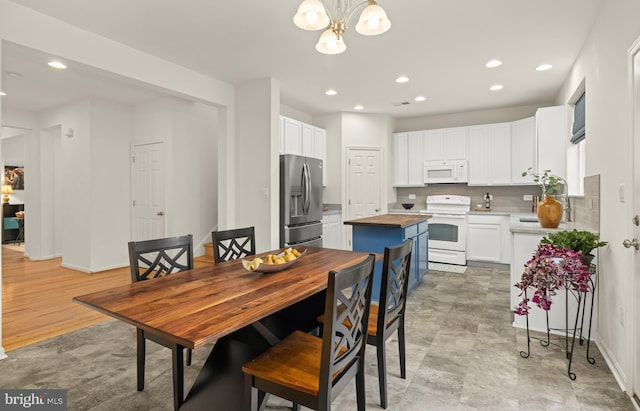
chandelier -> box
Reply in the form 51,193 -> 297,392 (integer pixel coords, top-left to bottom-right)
293,0 -> 391,55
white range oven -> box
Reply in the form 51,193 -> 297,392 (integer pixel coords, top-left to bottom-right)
420,195 -> 471,265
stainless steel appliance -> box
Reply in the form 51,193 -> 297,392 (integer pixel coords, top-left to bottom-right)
280,154 -> 323,247
420,195 -> 471,265
423,160 -> 468,184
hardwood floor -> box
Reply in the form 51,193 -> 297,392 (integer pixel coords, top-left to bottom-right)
1,246 -> 213,352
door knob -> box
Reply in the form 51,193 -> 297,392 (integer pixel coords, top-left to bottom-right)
375,209 -> 380,212
622,238 -> 640,250
157,211 -> 165,216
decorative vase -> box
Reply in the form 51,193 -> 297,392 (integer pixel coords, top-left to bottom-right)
537,195 -> 563,228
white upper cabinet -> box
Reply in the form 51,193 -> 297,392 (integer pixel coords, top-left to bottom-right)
536,105 -> 567,180
301,123 -> 314,158
468,122 -> 511,185
280,116 -> 327,185
393,131 -> 424,187
423,129 -> 445,161
281,117 -> 303,156
443,127 -> 468,160
423,127 -> 468,162
511,116 -> 536,184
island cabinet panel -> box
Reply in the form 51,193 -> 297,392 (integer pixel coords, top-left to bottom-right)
346,217 -> 429,302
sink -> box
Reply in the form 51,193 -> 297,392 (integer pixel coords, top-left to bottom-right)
519,217 -> 539,223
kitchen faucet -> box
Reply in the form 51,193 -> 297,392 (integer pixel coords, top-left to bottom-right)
554,175 -> 572,222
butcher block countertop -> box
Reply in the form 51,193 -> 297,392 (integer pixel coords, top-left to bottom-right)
344,213 -> 431,228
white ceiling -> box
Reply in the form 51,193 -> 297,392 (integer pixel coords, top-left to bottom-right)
1,0 -> 603,119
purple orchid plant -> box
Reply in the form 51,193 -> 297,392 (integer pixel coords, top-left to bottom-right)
514,243 -> 590,316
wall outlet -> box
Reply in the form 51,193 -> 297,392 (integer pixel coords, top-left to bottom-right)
408,194 -> 416,200
523,194 -> 533,201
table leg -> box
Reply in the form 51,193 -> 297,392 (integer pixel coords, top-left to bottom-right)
172,345 -> 185,411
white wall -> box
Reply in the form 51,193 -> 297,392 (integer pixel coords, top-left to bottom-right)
235,79 -> 280,251
555,0 -> 640,392
394,104 -> 542,132
89,100 -> 133,271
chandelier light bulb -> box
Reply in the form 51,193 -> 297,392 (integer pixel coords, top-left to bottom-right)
355,2 -> 391,36
294,0 -> 330,31
316,28 -> 347,54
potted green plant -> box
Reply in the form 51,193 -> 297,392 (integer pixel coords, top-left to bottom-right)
521,168 -> 562,196
521,168 -> 564,228
540,229 -> 608,265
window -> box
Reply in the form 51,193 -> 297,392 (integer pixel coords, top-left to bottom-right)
567,90 -> 585,196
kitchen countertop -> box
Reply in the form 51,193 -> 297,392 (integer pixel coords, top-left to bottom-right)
344,213 -> 431,228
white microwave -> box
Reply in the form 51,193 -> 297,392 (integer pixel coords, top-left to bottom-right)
423,160 -> 468,184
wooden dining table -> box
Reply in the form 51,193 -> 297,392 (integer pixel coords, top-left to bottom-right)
73,246 -> 374,410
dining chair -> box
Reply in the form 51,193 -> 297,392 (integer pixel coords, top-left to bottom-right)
211,226 -> 256,263
242,253 -> 376,411
127,234 -> 194,400
367,238 -> 414,409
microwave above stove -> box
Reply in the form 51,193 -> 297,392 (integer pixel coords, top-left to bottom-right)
423,160 -> 468,184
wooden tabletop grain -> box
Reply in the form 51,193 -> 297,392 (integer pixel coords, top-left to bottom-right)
343,213 -> 431,228
73,247 -> 372,350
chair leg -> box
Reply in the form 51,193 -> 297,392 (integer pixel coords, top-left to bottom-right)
356,360 -> 366,411
244,374 -> 258,411
292,403 -> 301,411
377,341 -> 388,409
398,324 -> 407,379
186,348 -> 192,366
136,328 -> 145,391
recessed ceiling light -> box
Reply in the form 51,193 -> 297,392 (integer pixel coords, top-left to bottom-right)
490,84 -> 504,91
485,59 -> 502,68
0,91 -> 6,96
536,64 -> 553,71
325,89 -> 337,96
48,61 -> 67,69
414,95 -> 426,102
354,105 -> 364,110
395,76 -> 409,84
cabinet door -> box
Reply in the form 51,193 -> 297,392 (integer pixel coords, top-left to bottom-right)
489,123 -> 512,185
423,129 -> 445,161
511,116 -> 536,184
282,117 -> 303,156
302,123 -> 314,158
393,133 -> 409,186
407,131 -> 424,185
467,222 -> 501,262
468,126 -> 490,185
444,127 -> 468,160
537,106 -> 567,179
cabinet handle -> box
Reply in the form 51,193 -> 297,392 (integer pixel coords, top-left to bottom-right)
157,211 -> 165,216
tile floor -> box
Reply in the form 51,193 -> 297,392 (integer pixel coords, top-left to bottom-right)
0,265 -> 635,410
268,265 -> 635,410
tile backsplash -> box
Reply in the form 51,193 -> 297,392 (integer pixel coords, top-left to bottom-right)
395,175 -> 601,229
396,184 -> 541,213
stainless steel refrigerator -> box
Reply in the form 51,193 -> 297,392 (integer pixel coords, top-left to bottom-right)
280,154 -> 323,248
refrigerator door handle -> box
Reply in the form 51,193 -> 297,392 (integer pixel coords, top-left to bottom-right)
303,163 -> 311,214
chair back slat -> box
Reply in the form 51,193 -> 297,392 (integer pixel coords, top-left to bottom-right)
319,254 -> 375,396
379,239 -> 413,333
128,234 -> 193,283
212,227 -> 256,263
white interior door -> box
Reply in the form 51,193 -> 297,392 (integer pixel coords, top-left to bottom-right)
132,142 -> 166,241
630,39 -> 640,407
347,148 -> 382,246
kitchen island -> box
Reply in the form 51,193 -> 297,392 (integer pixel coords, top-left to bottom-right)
344,214 -> 430,301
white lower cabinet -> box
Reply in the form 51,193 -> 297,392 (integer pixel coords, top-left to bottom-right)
467,214 -> 510,264
322,213 -> 342,249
